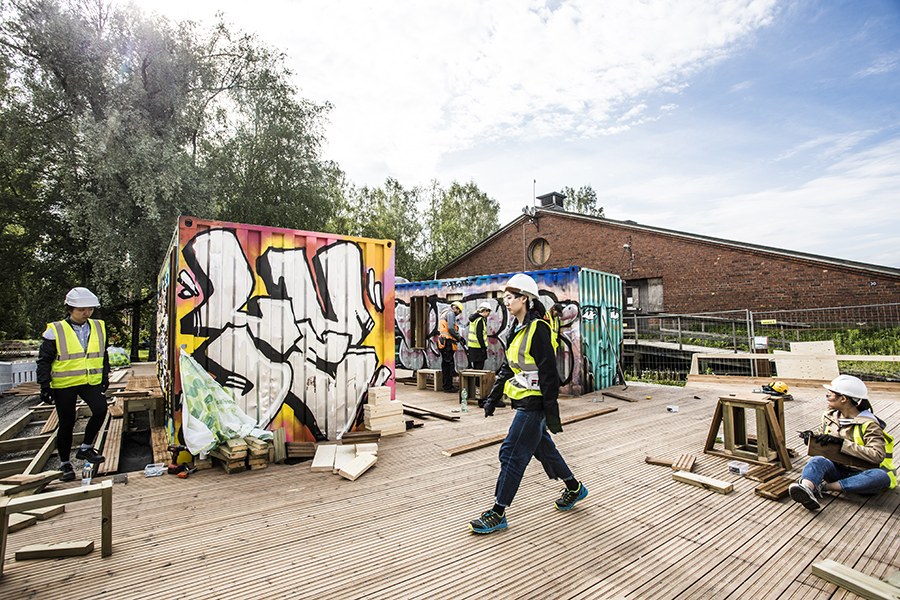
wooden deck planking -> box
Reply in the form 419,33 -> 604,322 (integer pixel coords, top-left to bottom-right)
0,379 -> 897,599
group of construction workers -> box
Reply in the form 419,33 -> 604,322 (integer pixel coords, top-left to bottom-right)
436,291 -> 563,394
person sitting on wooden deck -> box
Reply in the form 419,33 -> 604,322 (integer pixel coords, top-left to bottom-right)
469,273 -> 587,535
789,375 -> 896,511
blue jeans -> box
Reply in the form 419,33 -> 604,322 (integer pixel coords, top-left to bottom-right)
494,408 -> 574,507
801,456 -> 891,495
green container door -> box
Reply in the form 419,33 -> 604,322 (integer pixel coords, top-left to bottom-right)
578,268 -> 624,392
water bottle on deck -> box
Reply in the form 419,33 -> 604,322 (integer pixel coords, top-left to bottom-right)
82,461 -> 93,486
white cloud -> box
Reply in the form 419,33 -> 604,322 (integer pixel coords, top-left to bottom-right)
854,51 -> 900,78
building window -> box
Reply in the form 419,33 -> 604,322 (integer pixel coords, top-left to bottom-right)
528,237 -> 551,266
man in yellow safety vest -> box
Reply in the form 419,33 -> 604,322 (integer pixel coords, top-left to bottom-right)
36,287 -> 110,482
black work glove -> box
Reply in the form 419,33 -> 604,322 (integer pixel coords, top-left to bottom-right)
484,403 -> 495,418
798,430 -> 814,444
40,387 -> 53,404
547,419 -> 563,435
101,382 -> 109,394
814,433 -> 843,446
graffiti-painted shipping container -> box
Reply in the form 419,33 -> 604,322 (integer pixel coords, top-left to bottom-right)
157,216 -> 396,443
395,266 -> 622,396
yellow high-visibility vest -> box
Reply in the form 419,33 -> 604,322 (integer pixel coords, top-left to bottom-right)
503,319 -> 550,400
853,422 -> 896,489
47,319 -> 106,389
467,316 -> 486,349
825,419 -> 896,489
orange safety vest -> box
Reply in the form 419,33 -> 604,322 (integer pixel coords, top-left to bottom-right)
438,309 -> 459,351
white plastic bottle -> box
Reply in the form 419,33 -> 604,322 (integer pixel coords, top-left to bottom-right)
460,388 -> 469,412
82,461 -> 93,486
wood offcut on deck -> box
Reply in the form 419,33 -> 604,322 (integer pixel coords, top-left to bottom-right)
1,380 -> 898,599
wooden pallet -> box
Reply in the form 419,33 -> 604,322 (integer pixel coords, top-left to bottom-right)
98,416 -> 123,475
754,475 -> 794,500
150,426 -> 169,464
746,463 -> 785,482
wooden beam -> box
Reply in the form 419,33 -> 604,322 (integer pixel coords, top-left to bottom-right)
601,391 -> 639,403
15,540 -> 93,561
23,430 -> 58,475
672,471 -> 733,494
400,403 -> 459,422
644,456 -> 675,467
0,497 -> 8,578
442,407 -> 619,457
0,412 -> 34,441
811,559 -> 900,600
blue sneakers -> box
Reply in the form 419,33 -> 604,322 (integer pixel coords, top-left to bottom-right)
469,509 -> 508,534
555,482 -> 588,511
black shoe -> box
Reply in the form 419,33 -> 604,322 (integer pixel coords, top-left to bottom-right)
75,447 -> 106,464
59,463 -> 76,482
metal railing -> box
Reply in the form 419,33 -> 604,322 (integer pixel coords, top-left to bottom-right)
621,303 -> 900,383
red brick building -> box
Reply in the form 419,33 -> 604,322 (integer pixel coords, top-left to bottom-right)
438,194 -> 900,314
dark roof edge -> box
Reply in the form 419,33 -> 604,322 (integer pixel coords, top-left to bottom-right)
438,209 -> 900,278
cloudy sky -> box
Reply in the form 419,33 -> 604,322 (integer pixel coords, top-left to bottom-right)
133,0 -> 900,268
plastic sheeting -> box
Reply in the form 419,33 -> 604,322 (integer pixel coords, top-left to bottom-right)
179,348 -> 272,455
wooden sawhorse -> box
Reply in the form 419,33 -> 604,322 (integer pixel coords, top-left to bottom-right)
459,370 -> 495,404
704,395 -> 791,470
0,479 -> 112,577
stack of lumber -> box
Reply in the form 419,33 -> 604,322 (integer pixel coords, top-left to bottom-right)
209,438 -> 248,474
364,386 -> 406,437
285,442 -> 317,459
245,436 -> 269,470
310,443 -> 378,481
1,381 -> 41,397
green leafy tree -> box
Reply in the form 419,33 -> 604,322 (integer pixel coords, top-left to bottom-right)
335,178 -> 424,281
0,1 -> 339,349
561,185 -> 604,217
421,180 -> 500,279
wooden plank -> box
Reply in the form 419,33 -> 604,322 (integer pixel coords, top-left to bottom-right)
101,477 -> 112,556
0,496 -> 7,578
754,475 -> 794,500
401,403 -> 459,422
21,504 -> 65,520
442,407 -> 619,457
150,426 -> 169,464
645,456 -> 675,467
746,464 -> 785,482
0,470 -> 62,496
7,513 -> 37,532
0,412 -> 35,441
15,540 -> 94,561
273,427 -> 287,464
811,559 -> 900,600
332,445 -> 357,474
40,409 -> 59,434
672,471 -> 733,495
0,434 -> 53,454
0,459 -> 32,480
671,454 -> 695,472
99,415 -> 123,475
338,453 -> 377,481
24,429 -> 57,475
310,444 -> 337,472
601,391 -> 640,403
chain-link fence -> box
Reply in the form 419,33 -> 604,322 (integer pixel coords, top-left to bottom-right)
622,303 -> 900,384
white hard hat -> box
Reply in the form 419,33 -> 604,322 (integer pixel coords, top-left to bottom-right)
504,273 -> 539,299
65,287 -> 100,308
823,374 -> 868,401
477,301 -> 492,312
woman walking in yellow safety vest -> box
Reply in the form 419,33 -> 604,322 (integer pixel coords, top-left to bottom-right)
790,374 -> 895,511
469,273 -> 587,534
36,287 -> 110,482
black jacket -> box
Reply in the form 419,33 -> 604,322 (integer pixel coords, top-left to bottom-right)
484,308 -> 562,432
36,317 -> 111,391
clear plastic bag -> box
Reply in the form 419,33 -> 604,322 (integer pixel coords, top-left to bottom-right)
143,463 -> 167,477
